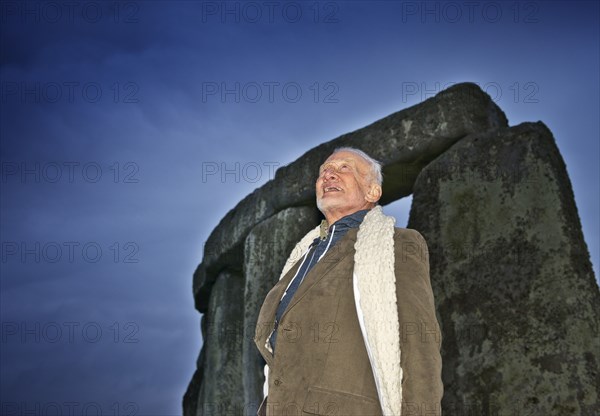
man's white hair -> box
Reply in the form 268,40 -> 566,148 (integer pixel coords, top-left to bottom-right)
333,146 -> 383,186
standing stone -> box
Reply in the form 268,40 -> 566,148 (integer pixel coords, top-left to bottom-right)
242,206 -> 321,415
196,270 -> 244,416
182,347 -> 203,416
408,122 -> 599,415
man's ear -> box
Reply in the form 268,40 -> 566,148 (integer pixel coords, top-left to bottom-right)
365,183 -> 382,203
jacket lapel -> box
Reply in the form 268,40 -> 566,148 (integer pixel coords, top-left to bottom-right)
256,228 -> 357,360
279,229 -> 358,321
255,257 -> 305,362
261,258 -> 303,326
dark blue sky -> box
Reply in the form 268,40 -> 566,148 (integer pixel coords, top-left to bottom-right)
1,1 -> 598,415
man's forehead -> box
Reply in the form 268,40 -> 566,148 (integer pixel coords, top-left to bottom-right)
321,151 -> 365,166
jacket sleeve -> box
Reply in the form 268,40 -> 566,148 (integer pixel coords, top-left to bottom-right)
395,229 -> 443,416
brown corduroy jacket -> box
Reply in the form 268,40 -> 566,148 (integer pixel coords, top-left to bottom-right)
254,208 -> 443,416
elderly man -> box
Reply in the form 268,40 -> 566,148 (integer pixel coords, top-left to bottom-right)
254,147 -> 443,416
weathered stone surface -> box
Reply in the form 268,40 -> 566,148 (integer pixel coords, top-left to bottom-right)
182,348 -> 203,416
242,206 -> 321,414
195,270 -> 244,416
408,122 -> 599,415
193,83 -> 508,312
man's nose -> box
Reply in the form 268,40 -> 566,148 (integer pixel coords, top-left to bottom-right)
322,167 -> 338,178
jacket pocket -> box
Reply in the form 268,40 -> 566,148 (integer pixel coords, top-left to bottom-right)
301,386 -> 381,416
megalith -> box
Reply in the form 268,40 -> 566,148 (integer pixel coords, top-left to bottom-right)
196,270 -> 244,415
408,122 -> 599,415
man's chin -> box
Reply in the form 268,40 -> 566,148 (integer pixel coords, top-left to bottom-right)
316,197 -> 339,212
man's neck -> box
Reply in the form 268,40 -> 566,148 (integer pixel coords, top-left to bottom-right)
323,204 -> 375,225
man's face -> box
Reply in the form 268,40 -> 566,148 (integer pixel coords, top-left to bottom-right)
315,151 -> 378,217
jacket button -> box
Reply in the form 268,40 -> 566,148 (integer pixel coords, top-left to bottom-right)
274,379 -> 281,386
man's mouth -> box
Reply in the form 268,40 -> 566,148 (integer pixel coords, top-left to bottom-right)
324,186 -> 342,193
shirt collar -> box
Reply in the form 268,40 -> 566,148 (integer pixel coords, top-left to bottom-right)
318,208 -> 371,239
331,208 -> 370,230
